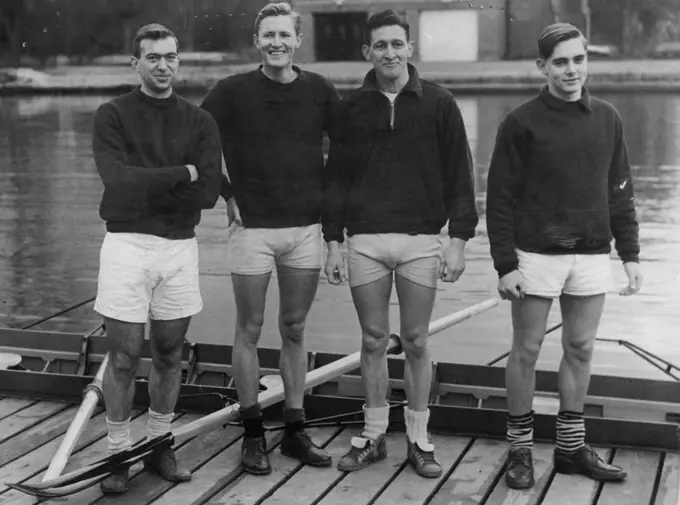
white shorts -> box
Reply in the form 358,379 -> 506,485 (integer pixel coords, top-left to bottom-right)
516,249 -> 612,298
228,223 -> 323,275
94,232 -> 202,323
347,233 -> 443,288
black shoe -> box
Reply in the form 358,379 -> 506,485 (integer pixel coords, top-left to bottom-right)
505,447 -> 534,489
100,467 -> 130,494
554,445 -> 626,482
241,436 -> 271,475
280,430 -> 332,467
144,446 -> 192,482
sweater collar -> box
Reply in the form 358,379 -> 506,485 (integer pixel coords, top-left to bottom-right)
360,63 -> 423,97
256,64 -> 305,85
133,86 -> 177,108
538,85 -> 592,112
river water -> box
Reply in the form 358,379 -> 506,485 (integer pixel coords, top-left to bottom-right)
1,90 -> 679,377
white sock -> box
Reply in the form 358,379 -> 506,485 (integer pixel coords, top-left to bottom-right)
106,417 -> 132,455
360,404 -> 389,441
147,409 -> 174,439
404,407 -> 433,451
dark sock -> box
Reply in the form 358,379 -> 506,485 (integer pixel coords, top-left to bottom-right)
283,407 -> 305,435
506,411 -> 534,450
240,404 -> 264,438
556,410 -> 585,454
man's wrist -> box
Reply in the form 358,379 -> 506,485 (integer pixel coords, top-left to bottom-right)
185,164 -> 198,182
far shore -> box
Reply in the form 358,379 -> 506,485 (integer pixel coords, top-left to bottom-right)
2,58 -> 680,95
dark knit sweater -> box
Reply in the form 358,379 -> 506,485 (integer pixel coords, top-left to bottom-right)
486,86 -> 640,278
199,66 -> 339,228
92,87 -> 222,239
322,65 -> 478,243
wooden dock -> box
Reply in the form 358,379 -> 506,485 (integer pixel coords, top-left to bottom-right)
0,396 -> 677,505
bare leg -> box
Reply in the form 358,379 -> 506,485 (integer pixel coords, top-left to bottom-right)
231,273 -> 271,408
558,294 -> 605,412
394,274 -> 436,412
276,266 -> 320,409
102,317 -> 145,422
506,296 -> 553,416
148,317 -> 191,414
350,273 -> 393,409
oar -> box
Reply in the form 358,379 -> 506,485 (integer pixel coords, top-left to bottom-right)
20,296 -> 96,330
8,298 -> 499,497
42,351 -> 109,481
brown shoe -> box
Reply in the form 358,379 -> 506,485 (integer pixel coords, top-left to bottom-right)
505,447 -> 534,489
99,467 -> 129,494
406,438 -> 442,478
241,436 -> 271,475
144,446 -> 192,482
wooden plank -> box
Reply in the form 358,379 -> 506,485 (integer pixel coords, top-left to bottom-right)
0,409 -> 152,505
160,425 -> 283,505
0,398 -> 35,421
98,415 -> 242,505
540,448 -> 612,505
0,401 -> 69,445
0,405 -> 101,467
654,453 -> 680,505
484,443 -> 554,505
264,428 -> 359,505
207,427 -> 338,505
61,413 -> 197,505
428,438 -> 508,505
372,434 -> 471,505
598,449 -> 661,505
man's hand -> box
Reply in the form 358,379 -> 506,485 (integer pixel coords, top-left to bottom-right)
620,262 -> 643,296
226,197 -> 242,226
185,164 -> 199,183
440,238 -> 466,283
498,270 -> 527,301
324,242 -> 347,285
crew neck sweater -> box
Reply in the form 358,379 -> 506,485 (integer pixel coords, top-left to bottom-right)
199,66 -> 339,228
486,86 -> 640,278
92,87 -> 222,239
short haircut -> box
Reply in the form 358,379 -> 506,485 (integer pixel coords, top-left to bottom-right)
132,23 -> 179,58
254,2 -> 302,35
363,10 -> 410,46
537,22 -> 587,59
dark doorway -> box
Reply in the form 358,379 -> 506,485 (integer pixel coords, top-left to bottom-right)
313,12 -> 367,61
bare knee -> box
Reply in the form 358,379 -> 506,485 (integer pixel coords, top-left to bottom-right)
511,336 -> 543,369
280,312 -> 306,345
110,351 -> 139,378
399,327 -> 428,360
237,314 -> 265,347
361,325 -> 389,355
563,337 -> 594,365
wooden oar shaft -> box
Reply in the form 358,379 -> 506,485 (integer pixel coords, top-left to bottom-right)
173,298 -> 499,443
42,353 -> 109,482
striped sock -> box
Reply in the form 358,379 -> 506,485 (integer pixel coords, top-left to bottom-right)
556,410 -> 586,454
506,411 -> 534,449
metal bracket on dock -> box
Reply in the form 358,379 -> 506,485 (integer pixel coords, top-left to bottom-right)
75,334 -> 91,376
428,361 -> 441,405
185,342 -> 198,384
306,352 -> 317,396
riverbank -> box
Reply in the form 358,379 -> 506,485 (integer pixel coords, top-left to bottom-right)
3,58 -> 680,94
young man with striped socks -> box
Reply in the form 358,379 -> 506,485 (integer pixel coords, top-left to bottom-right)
486,23 -> 643,489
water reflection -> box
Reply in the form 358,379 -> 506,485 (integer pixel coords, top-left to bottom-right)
0,91 -> 678,339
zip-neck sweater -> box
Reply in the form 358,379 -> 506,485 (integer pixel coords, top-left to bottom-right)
322,64 -> 478,242
199,66 -> 339,228
92,87 -> 223,239
486,86 -> 640,278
